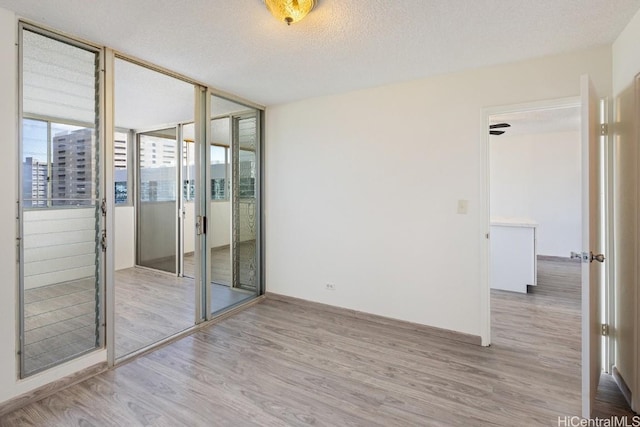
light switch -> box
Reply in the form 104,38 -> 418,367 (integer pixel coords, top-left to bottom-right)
457,199 -> 469,215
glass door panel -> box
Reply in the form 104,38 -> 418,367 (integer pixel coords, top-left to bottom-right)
234,115 -> 259,293
182,123 -> 196,278
209,95 -> 261,316
114,57 -> 196,359
210,118 -> 231,288
19,28 -> 102,376
137,128 -> 178,274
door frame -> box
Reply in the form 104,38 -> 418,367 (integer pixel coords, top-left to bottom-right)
479,96 -> 582,346
17,22 -> 108,377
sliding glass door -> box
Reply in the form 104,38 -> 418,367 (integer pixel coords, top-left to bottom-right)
209,96 -> 262,315
137,128 -> 178,274
114,58 -> 196,359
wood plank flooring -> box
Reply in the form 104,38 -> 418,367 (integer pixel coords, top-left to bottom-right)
4,259 -> 635,426
115,268 -> 256,358
183,246 -> 232,286
23,278 -> 99,375
115,268 -> 195,358
183,241 -> 257,292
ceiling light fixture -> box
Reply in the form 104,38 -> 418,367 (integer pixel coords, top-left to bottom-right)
264,0 -> 316,25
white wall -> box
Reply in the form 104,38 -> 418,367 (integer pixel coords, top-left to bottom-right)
265,47 -> 612,338
115,206 -> 134,270
490,130 -> 581,257
612,6 -> 640,412
0,7 -> 106,406
212,201 -> 231,248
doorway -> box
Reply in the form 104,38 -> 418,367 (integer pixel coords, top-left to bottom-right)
482,94 -> 614,417
111,59 -> 263,360
113,58 -> 196,359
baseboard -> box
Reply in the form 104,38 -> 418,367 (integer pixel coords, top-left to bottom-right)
0,361 -> 108,417
612,366 -> 633,410
265,292 -> 482,346
537,255 -> 579,263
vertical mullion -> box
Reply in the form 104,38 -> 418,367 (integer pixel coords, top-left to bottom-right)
232,117 -> 239,290
177,124 -> 183,277
256,110 -> 264,296
194,86 -> 210,322
17,22 -> 26,379
46,122 -> 51,208
104,47 -> 116,366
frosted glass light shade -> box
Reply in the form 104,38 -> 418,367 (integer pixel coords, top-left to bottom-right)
264,0 -> 316,25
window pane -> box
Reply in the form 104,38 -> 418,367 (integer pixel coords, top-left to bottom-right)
51,122 -> 96,206
211,145 -> 228,201
139,134 -> 177,202
22,119 -> 48,208
114,131 -> 129,204
22,30 -> 97,123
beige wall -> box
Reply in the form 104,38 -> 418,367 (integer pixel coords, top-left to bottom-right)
265,46 -> 612,339
612,6 -> 640,412
490,130 -> 581,257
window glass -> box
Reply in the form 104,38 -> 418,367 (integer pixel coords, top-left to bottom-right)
20,27 -> 101,377
22,119 -> 48,207
211,145 -> 228,200
114,131 -> 129,204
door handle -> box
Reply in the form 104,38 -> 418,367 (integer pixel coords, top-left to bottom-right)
195,215 -> 207,235
591,253 -> 605,263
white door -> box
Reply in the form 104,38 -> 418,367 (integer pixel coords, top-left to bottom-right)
580,74 -> 605,418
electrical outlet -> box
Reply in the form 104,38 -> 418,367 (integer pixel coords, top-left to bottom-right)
325,283 -> 336,291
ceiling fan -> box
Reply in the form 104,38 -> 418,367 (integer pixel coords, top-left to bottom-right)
490,123 -> 511,135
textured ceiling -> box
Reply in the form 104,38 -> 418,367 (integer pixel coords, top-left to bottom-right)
1,0 -> 639,106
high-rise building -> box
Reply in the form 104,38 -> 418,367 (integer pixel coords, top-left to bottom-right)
52,128 -> 96,206
22,157 -> 48,207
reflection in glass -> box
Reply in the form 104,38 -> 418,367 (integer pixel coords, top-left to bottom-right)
235,115 -> 258,292
114,58 -> 196,359
20,29 -> 101,376
208,98 -> 261,315
137,129 -> 177,273
114,131 -> 129,204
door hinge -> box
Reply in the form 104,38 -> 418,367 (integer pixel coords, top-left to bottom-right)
601,324 -> 609,336
600,123 -> 608,136
570,251 -> 589,263
101,198 -> 107,217
100,230 -> 107,252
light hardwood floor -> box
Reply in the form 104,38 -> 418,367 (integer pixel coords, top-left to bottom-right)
115,267 -> 256,358
183,242 -> 258,292
4,259 -> 635,426
115,268 -> 195,358
23,278 -> 99,375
